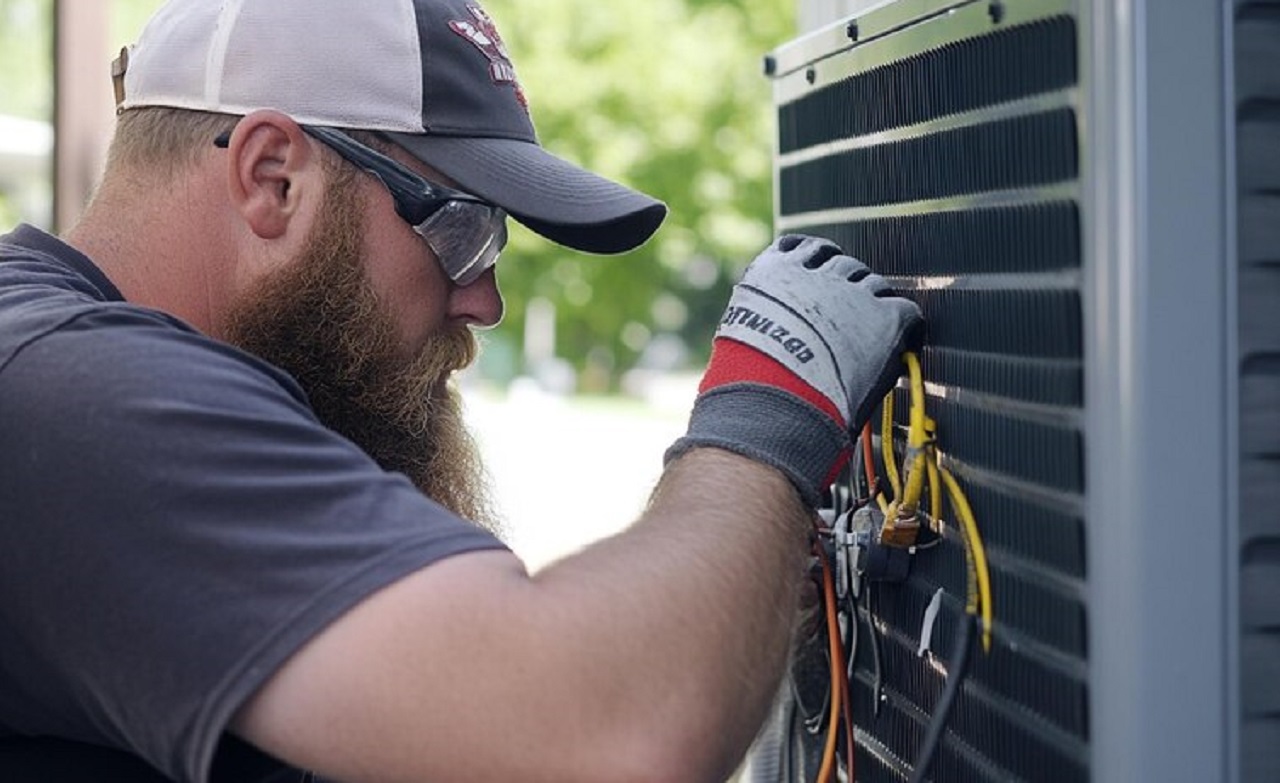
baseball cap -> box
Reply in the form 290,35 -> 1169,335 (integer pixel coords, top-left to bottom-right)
113,0 -> 666,254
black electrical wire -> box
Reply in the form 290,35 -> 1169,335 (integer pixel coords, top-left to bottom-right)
908,612 -> 976,783
848,432 -> 866,512
867,584 -> 884,717
844,589 -> 859,682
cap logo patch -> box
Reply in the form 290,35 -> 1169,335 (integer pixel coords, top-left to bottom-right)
449,5 -> 529,112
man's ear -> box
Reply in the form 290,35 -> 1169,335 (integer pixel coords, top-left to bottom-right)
223,110 -> 318,240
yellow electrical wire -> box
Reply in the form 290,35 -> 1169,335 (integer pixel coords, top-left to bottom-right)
899,353 -> 929,512
926,444 -> 942,529
867,351 -> 995,653
943,469 -> 979,615
940,465 -> 993,652
880,392 -> 901,504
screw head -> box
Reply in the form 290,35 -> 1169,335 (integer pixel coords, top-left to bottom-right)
846,21 -> 860,41
805,66 -> 816,84
989,1 -> 1005,23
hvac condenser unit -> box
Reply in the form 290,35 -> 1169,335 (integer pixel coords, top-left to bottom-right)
763,1 -> 1278,780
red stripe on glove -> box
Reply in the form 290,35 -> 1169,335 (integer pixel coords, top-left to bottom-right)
699,338 -> 847,429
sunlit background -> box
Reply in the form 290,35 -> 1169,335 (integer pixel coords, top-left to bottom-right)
0,0 -> 794,570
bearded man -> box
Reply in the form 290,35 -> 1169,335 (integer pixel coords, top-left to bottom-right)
219,129 -> 497,531
0,1 -> 922,782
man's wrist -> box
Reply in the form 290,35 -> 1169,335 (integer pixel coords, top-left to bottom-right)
659,444 -> 812,528
666,383 -> 850,507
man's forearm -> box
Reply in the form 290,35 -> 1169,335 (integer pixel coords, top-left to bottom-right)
529,447 -> 813,780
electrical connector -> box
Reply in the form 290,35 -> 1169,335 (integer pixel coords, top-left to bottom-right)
850,505 -> 912,582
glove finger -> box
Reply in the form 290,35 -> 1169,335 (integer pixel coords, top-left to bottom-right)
877,296 -> 925,351
823,254 -> 871,281
861,273 -> 893,296
852,351 -> 909,432
898,304 -> 927,352
776,234 -> 807,252
776,234 -> 844,264
866,277 -> 918,306
850,302 -> 925,429
803,244 -> 844,269
745,235 -> 842,277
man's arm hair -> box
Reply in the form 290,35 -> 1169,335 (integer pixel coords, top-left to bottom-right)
231,447 -> 811,783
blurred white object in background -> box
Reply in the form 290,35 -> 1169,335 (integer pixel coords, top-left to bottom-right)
466,379 -> 696,572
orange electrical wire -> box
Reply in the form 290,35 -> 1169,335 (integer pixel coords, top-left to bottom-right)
839,626 -> 856,781
813,539 -> 848,783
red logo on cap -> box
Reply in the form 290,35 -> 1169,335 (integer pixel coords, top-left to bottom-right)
449,5 -> 529,112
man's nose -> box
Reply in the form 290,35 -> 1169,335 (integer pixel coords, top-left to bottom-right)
448,266 -> 504,328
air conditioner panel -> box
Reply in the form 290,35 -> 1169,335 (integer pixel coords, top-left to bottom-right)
771,3 -> 1087,780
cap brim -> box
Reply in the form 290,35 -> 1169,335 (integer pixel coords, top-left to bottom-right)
388,133 -> 667,255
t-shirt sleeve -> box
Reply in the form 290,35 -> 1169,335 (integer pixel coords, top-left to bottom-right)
0,305 -> 507,783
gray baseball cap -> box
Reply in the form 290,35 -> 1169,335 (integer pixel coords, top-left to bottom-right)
115,0 -> 666,254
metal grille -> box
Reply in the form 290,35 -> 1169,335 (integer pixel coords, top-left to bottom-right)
1236,3 -> 1280,781
771,2 -> 1086,780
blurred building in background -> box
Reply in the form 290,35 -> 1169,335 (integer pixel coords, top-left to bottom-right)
0,1 -> 119,233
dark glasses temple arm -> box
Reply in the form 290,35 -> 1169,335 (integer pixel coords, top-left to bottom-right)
301,126 -> 428,199
214,127 -> 488,212
301,126 -> 490,209
212,127 -> 431,205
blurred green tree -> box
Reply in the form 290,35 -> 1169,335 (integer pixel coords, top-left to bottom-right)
0,0 -> 51,121
0,0 -> 51,231
482,0 -> 793,390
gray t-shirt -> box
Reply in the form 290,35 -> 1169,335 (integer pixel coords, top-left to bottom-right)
0,225 -> 507,782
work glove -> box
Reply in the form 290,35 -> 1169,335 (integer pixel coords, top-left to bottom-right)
666,234 -> 923,507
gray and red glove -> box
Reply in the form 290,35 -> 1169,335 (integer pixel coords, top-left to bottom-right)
666,235 -> 923,507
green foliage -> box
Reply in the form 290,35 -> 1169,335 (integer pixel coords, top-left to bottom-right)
113,0 -> 167,49
482,0 -> 793,389
0,0 -> 162,120
0,0 -> 160,230
0,192 -> 19,231
0,0 -> 52,121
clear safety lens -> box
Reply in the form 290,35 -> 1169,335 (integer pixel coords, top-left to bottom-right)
415,202 -> 508,286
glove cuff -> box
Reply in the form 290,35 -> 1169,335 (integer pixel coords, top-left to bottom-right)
664,383 -> 851,507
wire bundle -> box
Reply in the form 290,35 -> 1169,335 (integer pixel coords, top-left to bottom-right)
802,352 -> 995,783
876,352 -> 993,652
877,352 -> 993,782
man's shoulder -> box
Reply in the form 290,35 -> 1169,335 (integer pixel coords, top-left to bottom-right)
0,244 -> 305,413
0,296 -> 308,421
1,277 -> 212,388
0,223 -> 124,306
0,226 -> 167,374
0,282 -> 167,358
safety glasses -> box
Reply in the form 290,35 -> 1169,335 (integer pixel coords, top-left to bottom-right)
215,126 -> 507,286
